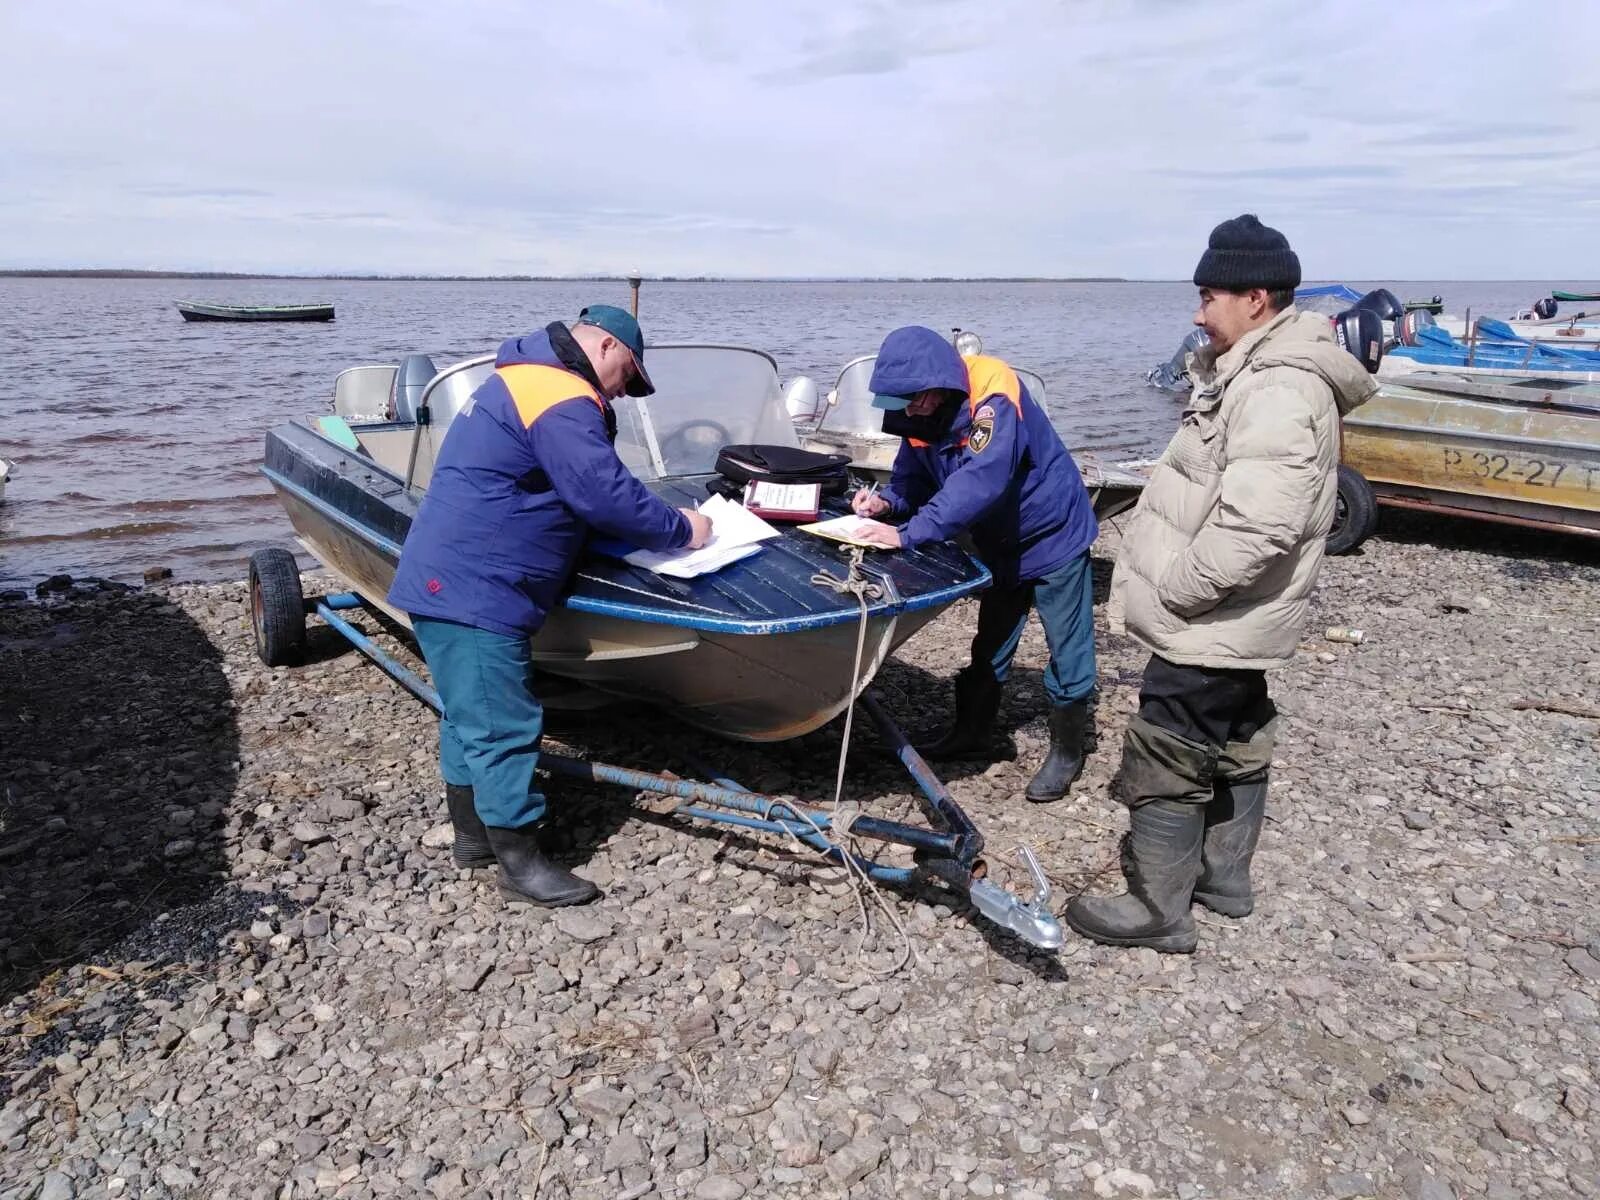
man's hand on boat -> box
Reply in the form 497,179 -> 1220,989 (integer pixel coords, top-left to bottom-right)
852,486 -> 891,517
854,519 -> 902,549
679,508 -> 713,548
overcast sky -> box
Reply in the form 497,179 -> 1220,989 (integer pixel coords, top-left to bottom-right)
3,0 -> 1596,279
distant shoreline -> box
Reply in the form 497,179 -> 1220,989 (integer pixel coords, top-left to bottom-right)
1,268 -> 1131,283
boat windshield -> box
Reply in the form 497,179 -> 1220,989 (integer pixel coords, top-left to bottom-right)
419,344 -> 798,481
823,355 -> 1050,436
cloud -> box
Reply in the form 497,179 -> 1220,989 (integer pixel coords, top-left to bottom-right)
0,0 -> 1596,278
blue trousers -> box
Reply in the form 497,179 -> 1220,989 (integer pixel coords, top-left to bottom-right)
970,551 -> 1096,705
411,616 -> 547,828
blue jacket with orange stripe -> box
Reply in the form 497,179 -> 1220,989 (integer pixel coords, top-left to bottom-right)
872,329 -> 1097,588
388,325 -> 690,637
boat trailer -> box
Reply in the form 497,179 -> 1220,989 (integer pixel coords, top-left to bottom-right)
311,591 -> 1064,952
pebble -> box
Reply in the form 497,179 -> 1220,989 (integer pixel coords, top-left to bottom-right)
1,531 -> 1596,1200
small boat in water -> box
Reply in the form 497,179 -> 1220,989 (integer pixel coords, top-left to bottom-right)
0,457 -> 11,503
790,336 -> 1152,523
1554,290 -> 1600,303
177,301 -> 335,323
261,344 -> 991,741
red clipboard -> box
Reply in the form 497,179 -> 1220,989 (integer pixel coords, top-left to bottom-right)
742,480 -> 822,522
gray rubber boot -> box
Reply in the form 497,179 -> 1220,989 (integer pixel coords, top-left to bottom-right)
1193,775 -> 1269,917
1193,719 -> 1276,917
914,668 -> 1003,761
1063,717 -> 1212,953
1025,700 -> 1091,803
446,783 -> 496,869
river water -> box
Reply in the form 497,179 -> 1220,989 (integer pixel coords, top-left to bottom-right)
0,276 -> 1581,588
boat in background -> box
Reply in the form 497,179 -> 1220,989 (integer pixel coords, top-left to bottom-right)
261,343 -> 990,742
0,457 -> 11,503
177,301 -> 335,323
1385,321 -> 1600,383
1554,290 -> 1600,303
790,335 -> 1152,523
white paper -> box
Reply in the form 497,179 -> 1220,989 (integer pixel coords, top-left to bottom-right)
800,514 -> 876,540
621,494 -> 781,579
747,480 -> 820,512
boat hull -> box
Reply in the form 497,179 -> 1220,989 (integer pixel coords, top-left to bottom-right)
178,302 -> 335,322
264,421 -> 990,741
1343,378 -> 1600,538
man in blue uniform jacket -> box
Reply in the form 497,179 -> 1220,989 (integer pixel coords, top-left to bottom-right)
853,326 -> 1099,801
389,306 -> 711,907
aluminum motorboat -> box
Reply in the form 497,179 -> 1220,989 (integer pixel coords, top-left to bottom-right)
260,344 -> 991,742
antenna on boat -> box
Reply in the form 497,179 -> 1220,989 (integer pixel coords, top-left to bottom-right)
627,271 -> 643,318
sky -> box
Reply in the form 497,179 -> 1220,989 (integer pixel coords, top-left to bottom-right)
2,0 -> 1597,279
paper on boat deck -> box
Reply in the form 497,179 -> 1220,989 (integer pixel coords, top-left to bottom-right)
620,493 -> 782,579
796,514 -> 887,549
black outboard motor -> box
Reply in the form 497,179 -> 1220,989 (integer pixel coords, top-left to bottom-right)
1145,327 -> 1211,392
392,353 -> 438,423
1395,307 -> 1437,347
1354,288 -> 1405,323
1532,296 -> 1558,320
1332,308 -> 1384,374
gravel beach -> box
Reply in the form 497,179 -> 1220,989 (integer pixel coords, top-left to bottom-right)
2,512 -> 1597,1200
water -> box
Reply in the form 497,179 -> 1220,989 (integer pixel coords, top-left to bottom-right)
0,276 -> 1585,588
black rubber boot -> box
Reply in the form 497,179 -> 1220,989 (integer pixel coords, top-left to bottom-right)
914,668 -> 1003,761
1064,716 -> 1213,953
486,825 -> 601,908
446,784 -> 496,869
1065,800 -> 1204,952
1024,700 -> 1091,803
1192,774 -> 1269,917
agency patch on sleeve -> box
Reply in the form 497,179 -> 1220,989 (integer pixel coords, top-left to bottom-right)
968,418 -> 994,453
975,403 -> 996,421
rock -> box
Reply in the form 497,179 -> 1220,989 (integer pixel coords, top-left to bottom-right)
1493,1112 -> 1537,1144
1341,1103 -> 1371,1126
290,821 -> 330,845
447,961 -> 492,992
36,574 -> 73,596
1401,810 -> 1433,831
302,911 -> 330,938
1286,975 -> 1338,1001
826,1135 -> 888,1188
1093,1168 -> 1157,1197
554,909 -> 613,943
844,985 -> 879,1012
1326,1173 -> 1376,1199
420,823 -> 455,849
572,1085 -> 632,1124
1452,885 -> 1493,912
1318,1008 -> 1351,1038
37,1172 -> 76,1200
602,1131 -> 646,1171
143,566 -> 174,583
1565,948 -> 1600,982
253,1026 -> 287,1061
693,1178 -> 746,1200
1410,1177 -> 1456,1200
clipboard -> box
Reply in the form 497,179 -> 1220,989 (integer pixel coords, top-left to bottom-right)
796,514 -> 888,550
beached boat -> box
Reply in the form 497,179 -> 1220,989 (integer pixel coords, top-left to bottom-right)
177,301 -> 335,323
791,344 -> 1152,523
1332,370 -> 1600,551
259,344 -> 991,742
1435,309 -> 1600,350
1384,322 -> 1600,384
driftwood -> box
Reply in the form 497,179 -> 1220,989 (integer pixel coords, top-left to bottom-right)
1512,697 -> 1600,720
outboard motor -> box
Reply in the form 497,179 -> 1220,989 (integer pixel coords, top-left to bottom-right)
1332,308 -> 1384,374
1533,296 -> 1558,320
1395,307 -> 1437,347
1354,288 -> 1405,324
392,354 -> 438,423
1145,327 -> 1211,392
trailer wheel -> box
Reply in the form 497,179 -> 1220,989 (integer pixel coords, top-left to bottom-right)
249,548 -> 307,666
1327,465 -> 1378,555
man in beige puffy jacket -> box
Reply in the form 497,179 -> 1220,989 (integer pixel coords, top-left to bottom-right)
1066,215 -> 1378,953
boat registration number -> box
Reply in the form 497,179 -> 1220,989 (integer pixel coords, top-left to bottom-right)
1440,448 -> 1598,491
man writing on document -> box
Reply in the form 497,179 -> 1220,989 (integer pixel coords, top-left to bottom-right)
851,325 -> 1100,804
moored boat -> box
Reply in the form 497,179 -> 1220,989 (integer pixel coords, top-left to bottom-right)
260,344 -> 991,742
1554,290 -> 1600,303
0,457 -> 11,503
177,301 -> 335,322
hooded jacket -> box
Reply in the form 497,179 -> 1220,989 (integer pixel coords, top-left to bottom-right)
1109,308 -> 1378,669
388,324 -> 690,637
873,328 -> 1097,587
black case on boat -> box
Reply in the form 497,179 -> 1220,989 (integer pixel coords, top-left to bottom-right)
708,444 -> 851,499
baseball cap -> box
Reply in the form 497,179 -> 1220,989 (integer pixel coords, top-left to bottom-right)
577,304 -> 654,397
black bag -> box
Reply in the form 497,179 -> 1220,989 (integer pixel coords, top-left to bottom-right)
709,444 -> 851,499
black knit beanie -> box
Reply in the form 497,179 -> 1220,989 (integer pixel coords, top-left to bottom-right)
1192,214 -> 1302,290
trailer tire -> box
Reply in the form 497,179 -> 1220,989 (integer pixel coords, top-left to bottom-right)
1327,465 -> 1378,555
250,548 -> 307,666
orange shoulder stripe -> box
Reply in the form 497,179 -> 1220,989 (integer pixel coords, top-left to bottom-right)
496,363 -> 603,429
962,354 -> 1022,417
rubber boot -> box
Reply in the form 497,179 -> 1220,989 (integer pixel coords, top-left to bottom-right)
914,668 -> 1002,761
1064,717 -> 1212,953
1192,774 -> 1269,917
1024,700 -> 1091,803
486,825 -> 601,908
446,783 -> 496,869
